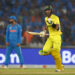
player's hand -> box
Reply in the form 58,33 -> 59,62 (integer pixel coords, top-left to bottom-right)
6,43 -> 9,46
17,43 -> 20,47
40,30 -> 46,37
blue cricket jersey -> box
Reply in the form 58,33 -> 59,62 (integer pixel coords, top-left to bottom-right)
6,24 -> 22,46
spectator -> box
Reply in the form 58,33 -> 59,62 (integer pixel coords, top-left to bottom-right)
23,26 -> 33,45
63,23 -> 71,45
71,22 -> 75,45
0,25 -> 5,45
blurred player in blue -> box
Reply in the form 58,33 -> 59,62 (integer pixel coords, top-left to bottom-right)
2,16 -> 24,68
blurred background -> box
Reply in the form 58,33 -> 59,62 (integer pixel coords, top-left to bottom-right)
0,0 -> 75,48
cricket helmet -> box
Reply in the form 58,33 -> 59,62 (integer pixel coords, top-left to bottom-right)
44,5 -> 53,11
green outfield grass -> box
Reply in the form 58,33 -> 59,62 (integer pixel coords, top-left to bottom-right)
0,68 -> 75,75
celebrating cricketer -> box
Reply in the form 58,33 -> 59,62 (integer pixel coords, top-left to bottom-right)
39,5 -> 64,72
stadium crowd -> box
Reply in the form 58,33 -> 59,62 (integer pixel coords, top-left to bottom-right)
0,0 -> 75,47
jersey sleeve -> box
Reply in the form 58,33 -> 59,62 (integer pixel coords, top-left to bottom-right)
53,16 -> 61,31
57,17 -> 61,30
17,25 -> 22,44
53,16 -> 60,25
6,26 -> 9,43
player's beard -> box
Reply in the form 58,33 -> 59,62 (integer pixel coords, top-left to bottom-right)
9,21 -> 14,24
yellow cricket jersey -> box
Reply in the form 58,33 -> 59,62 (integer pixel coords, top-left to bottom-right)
45,14 -> 62,36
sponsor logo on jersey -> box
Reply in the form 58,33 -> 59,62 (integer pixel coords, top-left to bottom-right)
10,30 -> 16,32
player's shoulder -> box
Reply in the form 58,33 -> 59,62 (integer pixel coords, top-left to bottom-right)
7,24 -> 12,28
51,14 -> 59,19
17,24 -> 22,27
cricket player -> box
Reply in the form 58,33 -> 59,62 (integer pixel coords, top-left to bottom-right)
39,6 -> 64,72
3,16 -> 24,68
